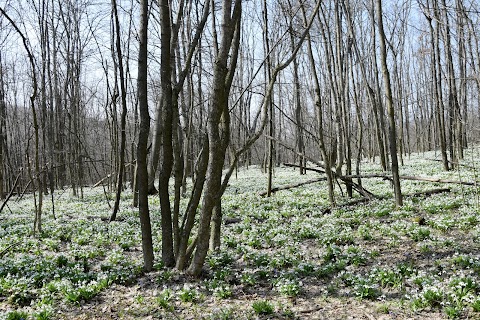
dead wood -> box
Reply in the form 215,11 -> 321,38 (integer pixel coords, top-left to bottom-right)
0,241 -> 21,258
283,162 -> 325,174
0,173 -> 21,214
259,177 -> 327,196
92,174 -> 112,188
224,217 -> 242,225
342,197 -> 371,206
409,188 -> 451,198
343,174 -> 477,186
278,159 -> 377,199
284,160 -> 478,188
428,158 -> 477,170
269,137 -> 471,202
400,175 -> 476,186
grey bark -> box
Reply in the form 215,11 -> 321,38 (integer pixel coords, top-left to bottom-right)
110,0 -> 129,222
375,0 -> 403,207
158,0 -> 175,267
188,0 -> 242,276
136,0 -> 154,271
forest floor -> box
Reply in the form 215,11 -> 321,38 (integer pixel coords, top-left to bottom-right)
1,149 -> 480,319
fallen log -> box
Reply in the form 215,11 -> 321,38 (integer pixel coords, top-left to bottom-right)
92,174 -> 112,188
259,178 -> 327,196
0,241 -> 21,258
270,137 -> 473,201
283,163 -> 325,174
401,175 -> 476,186
428,158 -> 476,170
341,197 -> 371,207
0,173 -> 21,214
409,188 -> 451,198
342,174 -> 477,186
278,159 -> 377,199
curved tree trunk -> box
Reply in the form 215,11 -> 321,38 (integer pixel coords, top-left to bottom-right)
110,0 -> 129,222
188,0 -> 242,276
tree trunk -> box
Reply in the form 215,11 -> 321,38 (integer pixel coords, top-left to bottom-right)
1,7 -> 42,232
209,200 -> 222,251
110,0 -> 129,222
158,0 -> 175,267
375,0 -> 403,207
147,99 -> 163,195
440,0 -> 462,165
175,137 -> 208,270
264,0 -> 274,196
456,0 -> 467,155
136,0 -> 154,272
0,54 -> 6,200
291,31 -> 305,176
302,4 -> 335,205
188,0 -> 242,276
422,0 -> 449,170
342,0 -> 387,171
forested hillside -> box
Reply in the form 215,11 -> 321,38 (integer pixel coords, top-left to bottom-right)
1,0 -> 480,318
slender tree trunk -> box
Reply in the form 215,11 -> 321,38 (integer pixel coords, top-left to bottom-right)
136,0 -> 154,272
350,57 -> 364,186
175,137 -> 208,270
342,0 -> 387,171
422,1 -> 449,170
45,1 -> 56,215
375,0 -> 402,206
52,13 -> 65,188
301,5 -> 335,205
290,31 -> 305,175
188,0 -> 242,276
110,0 -> 129,222
0,7 -> 42,232
147,99 -> 162,195
440,0 -> 461,165
0,54 -> 6,200
158,0 -> 175,267
264,0 -> 274,197
456,0 -> 467,155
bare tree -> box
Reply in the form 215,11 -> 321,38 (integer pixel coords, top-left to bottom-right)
188,0 -> 242,276
0,6 -> 41,230
375,0 -> 403,206
342,0 -> 387,171
301,2 -> 335,205
0,53 -> 6,200
420,0 -> 449,170
136,0 -> 154,271
110,0 -> 130,222
264,0 -> 275,196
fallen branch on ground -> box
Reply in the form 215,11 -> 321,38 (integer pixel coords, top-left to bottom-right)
409,188 -> 451,198
428,158 -> 477,170
0,173 -> 21,214
0,241 -> 21,258
284,163 -> 475,188
259,178 -> 327,196
342,174 -> 477,186
283,163 -> 325,174
92,174 -> 112,188
277,158 -> 376,199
